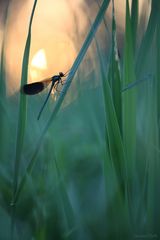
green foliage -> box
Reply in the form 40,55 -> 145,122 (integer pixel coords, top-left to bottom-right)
0,0 -> 160,239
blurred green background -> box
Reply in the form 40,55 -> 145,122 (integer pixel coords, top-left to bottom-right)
0,0 -> 160,239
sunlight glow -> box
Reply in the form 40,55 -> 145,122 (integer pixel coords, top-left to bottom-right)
31,49 -> 47,69
30,49 -> 48,81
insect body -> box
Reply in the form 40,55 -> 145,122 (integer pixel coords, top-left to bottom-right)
21,72 -> 67,120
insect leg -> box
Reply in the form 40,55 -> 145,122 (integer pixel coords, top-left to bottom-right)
53,81 -> 58,90
60,78 -> 66,85
54,81 -> 62,92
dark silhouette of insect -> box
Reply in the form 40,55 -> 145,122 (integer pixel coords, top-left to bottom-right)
21,71 -> 69,120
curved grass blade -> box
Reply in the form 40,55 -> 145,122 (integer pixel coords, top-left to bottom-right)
15,0 -> 111,203
12,0 -> 38,205
0,0 -> 10,169
145,3 -> 160,229
131,0 -> 138,52
0,40 -> 8,164
156,7 -> 160,123
108,0 -> 122,131
122,74 -> 153,92
136,0 -> 159,77
123,0 -> 136,192
11,1 -> 38,238
97,26 -> 131,237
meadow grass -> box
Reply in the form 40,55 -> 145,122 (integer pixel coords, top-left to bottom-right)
0,0 -> 160,239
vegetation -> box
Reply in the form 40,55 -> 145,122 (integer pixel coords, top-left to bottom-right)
0,0 -> 160,239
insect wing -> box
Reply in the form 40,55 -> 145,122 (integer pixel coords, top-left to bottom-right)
21,78 -> 52,95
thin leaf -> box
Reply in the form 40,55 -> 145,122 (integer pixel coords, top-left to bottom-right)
108,0 -> 122,131
136,0 -> 159,77
131,0 -> 139,51
15,0 -> 111,201
12,0 -> 38,204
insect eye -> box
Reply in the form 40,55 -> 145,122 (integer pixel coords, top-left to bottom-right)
59,72 -> 64,77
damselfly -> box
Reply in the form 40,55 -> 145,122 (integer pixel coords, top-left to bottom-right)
21,70 -> 69,120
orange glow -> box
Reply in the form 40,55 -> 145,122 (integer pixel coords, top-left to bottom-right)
4,0 -> 148,95
30,49 -> 47,81
5,0 -> 81,95
31,49 -> 47,70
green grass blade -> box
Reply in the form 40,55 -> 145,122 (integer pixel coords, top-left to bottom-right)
11,3 -> 37,238
11,1 -> 38,237
95,0 -> 111,41
100,50 -> 131,236
94,3 -> 127,200
0,42 -> 6,99
156,4 -> 160,123
123,0 -> 136,160
122,73 -> 152,92
48,0 -> 111,123
15,0 -> 111,201
122,1 -> 136,208
136,0 -> 160,77
108,0 -> 122,131
144,80 -> 159,232
53,157 -> 76,239
131,0 -> 139,51
12,0 -> 38,204
0,2 -> 10,166
146,8 -> 160,231
102,68 -> 127,197
0,40 -> 7,163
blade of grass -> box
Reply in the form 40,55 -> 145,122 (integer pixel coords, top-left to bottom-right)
98,57 -> 132,236
11,0 -> 38,238
12,0 -> 38,205
0,1 -> 10,167
144,79 -> 159,232
102,57 -> 127,198
0,4 -> 13,238
0,41 -> 6,100
108,0 -> 122,131
95,1 -> 127,201
123,0 -> 136,161
15,0 -> 111,202
131,0 -> 138,51
53,155 -> 76,239
99,29 -> 131,238
0,40 -> 8,164
122,73 -> 153,92
95,0 -> 111,41
156,2 -> 160,123
136,0 -> 159,77
145,2 -> 160,232
122,1 -> 137,219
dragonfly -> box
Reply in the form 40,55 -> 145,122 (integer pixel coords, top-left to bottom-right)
21,70 -> 69,120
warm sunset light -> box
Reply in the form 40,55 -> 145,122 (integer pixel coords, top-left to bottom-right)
4,0 -> 148,95
1,1 -> 158,239
30,49 -> 47,81
31,49 -> 47,70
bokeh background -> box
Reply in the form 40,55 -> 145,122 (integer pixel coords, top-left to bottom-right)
1,0 -> 159,240
1,0 -> 148,94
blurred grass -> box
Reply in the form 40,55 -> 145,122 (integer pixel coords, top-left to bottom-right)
131,0 -> 138,51
0,0 -> 160,239
13,0 -> 38,201
123,0 -> 136,213
10,0 -> 38,238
